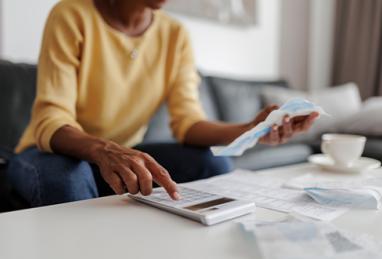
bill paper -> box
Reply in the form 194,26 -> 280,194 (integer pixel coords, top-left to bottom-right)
211,98 -> 328,156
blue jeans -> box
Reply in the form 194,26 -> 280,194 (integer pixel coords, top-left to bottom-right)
7,143 -> 233,207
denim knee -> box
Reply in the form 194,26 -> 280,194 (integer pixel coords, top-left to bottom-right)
199,149 -> 234,176
37,157 -> 99,205
7,148 -> 99,207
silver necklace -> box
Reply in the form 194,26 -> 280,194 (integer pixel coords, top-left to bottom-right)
108,0 -> 139,60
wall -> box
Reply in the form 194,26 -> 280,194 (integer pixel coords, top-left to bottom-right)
172,0 -> 281,80
0,0 -> 335,89
1,0 -> 57,62
279,0 -> 311,90
308,0 -> 336,90
0,0 -> 282,80
0,0 -> 3,54
279,0 -> 336,90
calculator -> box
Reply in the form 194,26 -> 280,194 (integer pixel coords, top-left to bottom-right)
129,186 -> 255,225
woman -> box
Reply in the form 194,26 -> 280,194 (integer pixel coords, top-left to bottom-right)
7,0 -> 318,207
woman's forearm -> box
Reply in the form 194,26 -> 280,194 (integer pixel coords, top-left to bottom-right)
183,107 -> 319,148
183,106 -> 279,147
183,120 -> 252,147
50,125 -> 107,163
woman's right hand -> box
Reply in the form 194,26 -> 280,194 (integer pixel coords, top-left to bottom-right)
92,141 -> 180,200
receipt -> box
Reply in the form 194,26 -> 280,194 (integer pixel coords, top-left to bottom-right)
305,187 -> 382,210
240,218 -> 382,259
284,174 -> 382,210
211,98 -> 328,156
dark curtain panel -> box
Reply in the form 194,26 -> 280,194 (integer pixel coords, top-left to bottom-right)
332,0 -> 382,99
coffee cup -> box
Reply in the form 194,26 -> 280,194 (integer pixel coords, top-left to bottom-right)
321,134 -> 366,167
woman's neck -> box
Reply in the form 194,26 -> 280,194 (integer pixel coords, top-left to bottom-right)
94,0 -> 153,37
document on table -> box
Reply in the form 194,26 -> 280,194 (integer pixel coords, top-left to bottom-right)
185,170 -> 347,221
284,174 -> 382,209
239,218 -> 382,259
283,173 -> 382,190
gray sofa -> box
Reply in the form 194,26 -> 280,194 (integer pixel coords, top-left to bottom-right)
1,60 -> 381,212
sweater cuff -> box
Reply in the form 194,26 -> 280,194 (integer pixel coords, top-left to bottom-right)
37,119 -> 83,153
174,115 -> 206,143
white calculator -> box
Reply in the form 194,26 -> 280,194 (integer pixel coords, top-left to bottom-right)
129,186 -> 255,225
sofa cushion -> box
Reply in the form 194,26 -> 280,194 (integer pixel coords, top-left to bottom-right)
361,138 -> 382,162
234,144 -> 313,171
142,104 -> 175,143
143,75 -> 219,143
207,77 -> 288,123
0,61 -> 37,150
0,165 -> 12,212
199,76 -> 220,121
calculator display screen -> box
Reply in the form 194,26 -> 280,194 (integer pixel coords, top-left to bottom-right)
184,198 -> 234,211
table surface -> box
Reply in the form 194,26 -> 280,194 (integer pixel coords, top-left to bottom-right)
1,163 -> 382,259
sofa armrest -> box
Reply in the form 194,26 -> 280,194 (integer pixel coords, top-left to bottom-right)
0,146 -> 14,165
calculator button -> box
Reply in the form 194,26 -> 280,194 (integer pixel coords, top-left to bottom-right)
143,187 -> 220,207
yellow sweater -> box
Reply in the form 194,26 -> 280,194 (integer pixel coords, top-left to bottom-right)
16,0 -> 206,153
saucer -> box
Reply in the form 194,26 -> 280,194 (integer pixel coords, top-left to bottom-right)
308,154 -> 381,173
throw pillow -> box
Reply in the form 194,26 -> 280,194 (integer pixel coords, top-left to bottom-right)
339,97 -> 382,136
208,77 -> 288,123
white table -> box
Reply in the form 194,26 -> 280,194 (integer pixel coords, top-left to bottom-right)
1,163 -> 382,259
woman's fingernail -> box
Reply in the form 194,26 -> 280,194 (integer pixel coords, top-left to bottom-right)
173,192 -> 181,200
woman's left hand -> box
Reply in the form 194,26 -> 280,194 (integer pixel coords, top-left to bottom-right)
251,105 -> 319,146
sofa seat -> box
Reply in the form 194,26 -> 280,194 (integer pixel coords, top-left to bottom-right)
234,144 -> 313,171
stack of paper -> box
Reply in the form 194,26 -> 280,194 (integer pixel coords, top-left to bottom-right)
185,170 -> 347,221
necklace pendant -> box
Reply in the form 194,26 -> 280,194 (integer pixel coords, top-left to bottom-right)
130,49 -> 138,60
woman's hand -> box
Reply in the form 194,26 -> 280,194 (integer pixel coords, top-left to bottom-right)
251,105 -> 319,146
92,141 -> 180,200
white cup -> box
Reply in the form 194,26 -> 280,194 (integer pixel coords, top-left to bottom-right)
321,134 -> 366,167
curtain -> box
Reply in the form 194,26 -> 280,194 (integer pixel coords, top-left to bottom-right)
332,0 -> 382,99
